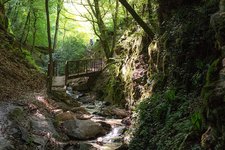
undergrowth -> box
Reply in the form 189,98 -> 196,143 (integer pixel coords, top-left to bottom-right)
129,90 -> 202,150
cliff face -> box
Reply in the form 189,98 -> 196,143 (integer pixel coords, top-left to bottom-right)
95,0 -> 225,149
200,1 -> 225,148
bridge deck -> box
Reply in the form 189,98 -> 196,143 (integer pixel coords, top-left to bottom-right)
52,71 -> 101,87
50,59 -> 104,87
67,71 -> 101,79
52,76 -> 65,87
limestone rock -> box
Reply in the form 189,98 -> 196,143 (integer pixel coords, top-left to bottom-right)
0,138 -> 14,149
63,120 -> 106,140
210,12 -> 225,54
52,90 -> 80,107
30,115 -> 58,137
56,111 -> 76,122
101,106 -> 129,119
52,109 -> 63,115
71,107 -> 90,115
32,134 -> 48,147
55,102 -> 72,111
76,114 -> 93,120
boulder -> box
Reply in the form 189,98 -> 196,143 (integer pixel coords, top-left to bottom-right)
56,111 -> 76,122
30,115 -> 58,137
63,120 -> 106,140
52,90 -> 81,107
32,134 -> 48,147
101,107 -> 129,119
71,107 -> 90,115
121,117 -> 131,126
70,107 -> 92,120
98,121 -> 112,133
52,109 -> 63,115
76,114 -> 93,120
78,95 -> 95,103
210,12 -> 225,54
55,101 -> 80,111
52,90 -> 71,103
19,126 -> 31,143
0,138 -> 14,150
55,102 -> 72,111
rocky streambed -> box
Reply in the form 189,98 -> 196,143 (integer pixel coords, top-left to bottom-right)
0,87 -> 130,150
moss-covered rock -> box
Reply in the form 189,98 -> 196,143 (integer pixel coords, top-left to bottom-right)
201,58 -> 225,149
8,107 -> 25,122
128,0 -> 221,149
211,8 -> 225,55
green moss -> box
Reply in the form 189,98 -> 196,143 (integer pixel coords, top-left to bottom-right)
22,49 -> 40,70
164,88 -> 176,102
191,111 -> 203,131
129,90 -> 196,150
201,58 -> 222,107
102,64 -> 126,106
105,73 -> 125,106
8,107 -> 25,122
206,58 -> 221,85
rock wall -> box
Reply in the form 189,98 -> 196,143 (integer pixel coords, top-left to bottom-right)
100,0 -> 225,149
201,2 -> 225,148
94,0 -> 225,149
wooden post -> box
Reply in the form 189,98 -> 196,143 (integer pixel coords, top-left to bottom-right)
94,60 -> 96,72
85,60 -> 87,73
100,59 -> 103,70
65,61 -> 68,85
77,61 -> 80,75
53,61 -> 56,76
47,63 -> 50,76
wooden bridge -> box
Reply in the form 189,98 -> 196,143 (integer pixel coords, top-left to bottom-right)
49,59 -> 104,87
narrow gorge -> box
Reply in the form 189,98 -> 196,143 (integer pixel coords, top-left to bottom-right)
0,0 -> 225,149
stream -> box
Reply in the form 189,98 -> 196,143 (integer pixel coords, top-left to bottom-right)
66,87 -> 127,150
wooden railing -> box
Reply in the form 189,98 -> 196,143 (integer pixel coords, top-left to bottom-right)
48,61 -> 65,76
65,59 -> 104,84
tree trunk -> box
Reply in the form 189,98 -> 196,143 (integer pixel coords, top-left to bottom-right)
111,0 -> 119,57
0,1 -> 7,30
45,0 -> 53,94
19,10 -> 30,48
31,11 -> 37,53
93,0 -> 111,59
62,20 -> 67,48
53,0 -> 62,52
119,0 -> 154,39
23,16 -> 31,44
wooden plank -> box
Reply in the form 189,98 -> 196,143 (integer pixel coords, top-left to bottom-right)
65,61 -> 68,85
68,71 -> 101,79
52,76 -> 65,87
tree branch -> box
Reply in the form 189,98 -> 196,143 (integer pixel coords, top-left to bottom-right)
119,0 -> 154,39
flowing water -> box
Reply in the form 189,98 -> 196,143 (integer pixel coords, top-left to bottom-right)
67,88 -> 126,150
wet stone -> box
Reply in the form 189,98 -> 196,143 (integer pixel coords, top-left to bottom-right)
63,119 -> 106,140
